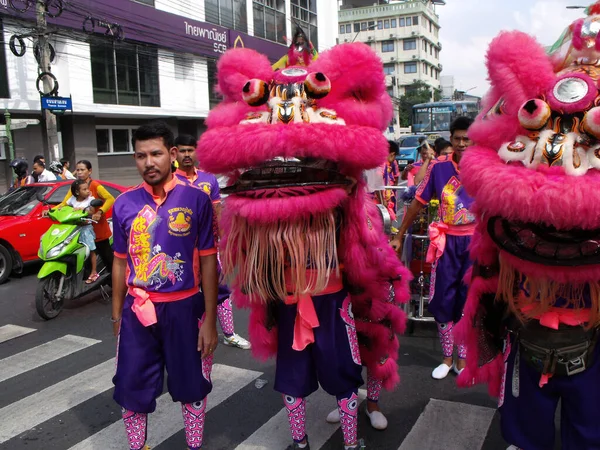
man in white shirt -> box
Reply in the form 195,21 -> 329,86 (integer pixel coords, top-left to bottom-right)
28,161 -> 57,183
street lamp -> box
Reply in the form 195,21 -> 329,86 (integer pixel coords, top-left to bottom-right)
352,23 -> 377,43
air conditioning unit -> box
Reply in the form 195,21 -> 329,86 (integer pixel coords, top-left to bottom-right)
389,33 -> 395,38
411,31 -> 417,36
367,36 -> 374,41
390,57 -> 396,61
344,39 -> 349,43
412,55 -> 417,59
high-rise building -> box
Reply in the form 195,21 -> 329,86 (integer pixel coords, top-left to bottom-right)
0,0 -> 337,190
338,0 -> 443,133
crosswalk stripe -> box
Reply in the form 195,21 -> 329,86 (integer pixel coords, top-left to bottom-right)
0,358 -> 115,445
397,399 -> 496,450
69,363 -> 262,450
0,335 -> 101,383
0,324 -> 36,344
235,389 -> 367,450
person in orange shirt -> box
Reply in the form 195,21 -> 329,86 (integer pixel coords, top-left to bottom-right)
58,160 -> 115,277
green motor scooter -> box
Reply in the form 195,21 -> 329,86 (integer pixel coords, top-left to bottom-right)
36,199 -> 110,320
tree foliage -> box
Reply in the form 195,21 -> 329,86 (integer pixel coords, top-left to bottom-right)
396,81 -> 441,127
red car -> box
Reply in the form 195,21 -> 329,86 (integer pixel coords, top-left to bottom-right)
0,180 -> 127,284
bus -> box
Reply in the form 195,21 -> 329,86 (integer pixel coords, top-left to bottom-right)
412,100 -> 480,140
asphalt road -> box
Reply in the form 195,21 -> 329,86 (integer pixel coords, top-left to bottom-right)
0,264 -> 516,450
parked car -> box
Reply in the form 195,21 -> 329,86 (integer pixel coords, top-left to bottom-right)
396,134 -> 426,170
0,180 -> 126,284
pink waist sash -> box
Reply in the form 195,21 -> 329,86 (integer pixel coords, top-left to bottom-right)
426,223 -> 475,264
129,286 -> 198,327
283,269 -> 344,351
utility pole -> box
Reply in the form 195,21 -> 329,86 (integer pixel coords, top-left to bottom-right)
36,0 -> 59,162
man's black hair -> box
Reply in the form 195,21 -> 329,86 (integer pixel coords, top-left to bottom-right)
33,154 -> 45,163
388,140 -> 399,156
450,116 -> 474,136
434,138 -> 452,156
60,157 -> 69,165
132,121 -> 175,150
174,134 -> 198,148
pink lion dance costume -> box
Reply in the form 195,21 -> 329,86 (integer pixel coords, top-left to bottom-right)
458,3 -> 600,449
198,43 -> 411,449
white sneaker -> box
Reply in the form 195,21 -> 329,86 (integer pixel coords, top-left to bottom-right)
365,409 -> 388,430
326,408 -> 340,423
223,333 -> 252,349
453,365 -> 464,376
432,363 -> 453,380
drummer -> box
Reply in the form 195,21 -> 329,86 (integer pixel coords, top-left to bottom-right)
391,117 -> 475,380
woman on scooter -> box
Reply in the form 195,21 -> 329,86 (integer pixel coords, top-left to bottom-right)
57,160 -> 115,276
66,179 -> 99,284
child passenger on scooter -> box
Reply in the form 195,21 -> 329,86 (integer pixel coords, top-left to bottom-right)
66,179 -> 98,284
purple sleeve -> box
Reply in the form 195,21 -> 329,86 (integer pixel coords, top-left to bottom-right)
196,191 -> 216,251
415,162 -> 436,204
210,176 -> 221,202
112,198 -> 128,256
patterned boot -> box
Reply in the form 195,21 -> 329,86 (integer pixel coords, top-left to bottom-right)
283,395 -> 309,449
182,399 -> 207,449
122,409 -> 148,450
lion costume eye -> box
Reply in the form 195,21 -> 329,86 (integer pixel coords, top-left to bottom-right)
304,72 -> 331,99
242,79 -> 270,106
518,99 -> 551,130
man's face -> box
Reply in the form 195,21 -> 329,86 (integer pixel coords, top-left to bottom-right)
387,152 -> 396,163
134,138 -> 177,186
176,145 -> 197,169
450,129 -> 472,161
63,161 -> 69,170
32,163 -> 43,175
420,145 -> 434,160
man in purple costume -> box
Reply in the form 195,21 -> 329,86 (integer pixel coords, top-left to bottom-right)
392,116 -> 475,380
111,122 -> 219,450
174,134 -> 251,350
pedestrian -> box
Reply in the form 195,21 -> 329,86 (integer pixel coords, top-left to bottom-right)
174,133 -> 251,350
57,160 -> 115,276
111,122 -> 219,450
65,179 -> 99,283
391,116 -> 475,379
28,160 -> 56,183
9,158 -> 28,191
60,158 -> 76,179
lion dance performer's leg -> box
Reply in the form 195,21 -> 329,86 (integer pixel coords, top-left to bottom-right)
122,409 -> 148,450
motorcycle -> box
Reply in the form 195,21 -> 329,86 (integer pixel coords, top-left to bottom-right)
36,199 -> 110,320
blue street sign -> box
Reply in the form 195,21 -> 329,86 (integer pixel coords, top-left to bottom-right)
41,96 -> 72,111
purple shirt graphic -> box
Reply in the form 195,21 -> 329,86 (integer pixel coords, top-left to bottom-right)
415,154 -> 475,226
175,169 -> 221,203
112,177 -> 216,293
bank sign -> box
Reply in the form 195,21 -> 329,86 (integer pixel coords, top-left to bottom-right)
184,22 -> 228,54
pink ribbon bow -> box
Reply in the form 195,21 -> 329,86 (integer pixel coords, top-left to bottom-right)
130,287 -> 158,327
426,222 -> 449,264
284,293 -> 320,351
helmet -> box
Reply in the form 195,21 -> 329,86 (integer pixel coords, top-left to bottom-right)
10,158 -> 28,176
48,160 -> 63,175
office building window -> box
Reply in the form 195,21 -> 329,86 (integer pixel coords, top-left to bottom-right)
399,18 -> 405,27
377,20 -> 383,29
430,45 -> 433,55
406,17 -> 412,26
387,86 -> 394,98
96,127 -> 137,154
346,24 -> 351,33
253,0 -> 285,44
430,21 -> 433,33
423,63 -> 428,75
205,0 -> 247,32
412,16 -> 418,26
422,40 -> 427,51
404,62 -> 417,74
391,18 -> 397,27
381,40 -> 394,53
91,42 -> 160,107
0,20 -> 10,99
435,48 -> 439,59
423,17 -> 428,28
361,22 -> 367,31
354,23 -> 360,32
383,63 -> 395,75
403,39 -> 416,51
291,0 -> 318,50
384,19 -> 389,29
340,24 -> 345,34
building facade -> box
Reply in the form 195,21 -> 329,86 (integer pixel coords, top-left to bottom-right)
0,0 -> 337,191
338,0 -> 442,136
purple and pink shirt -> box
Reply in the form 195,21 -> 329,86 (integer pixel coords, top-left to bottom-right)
175,168 -> 221,204
416,154 -> 475,228
112,176 -> 216,298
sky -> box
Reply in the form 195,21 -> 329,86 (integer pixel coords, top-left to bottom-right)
437,0 -> 586,97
